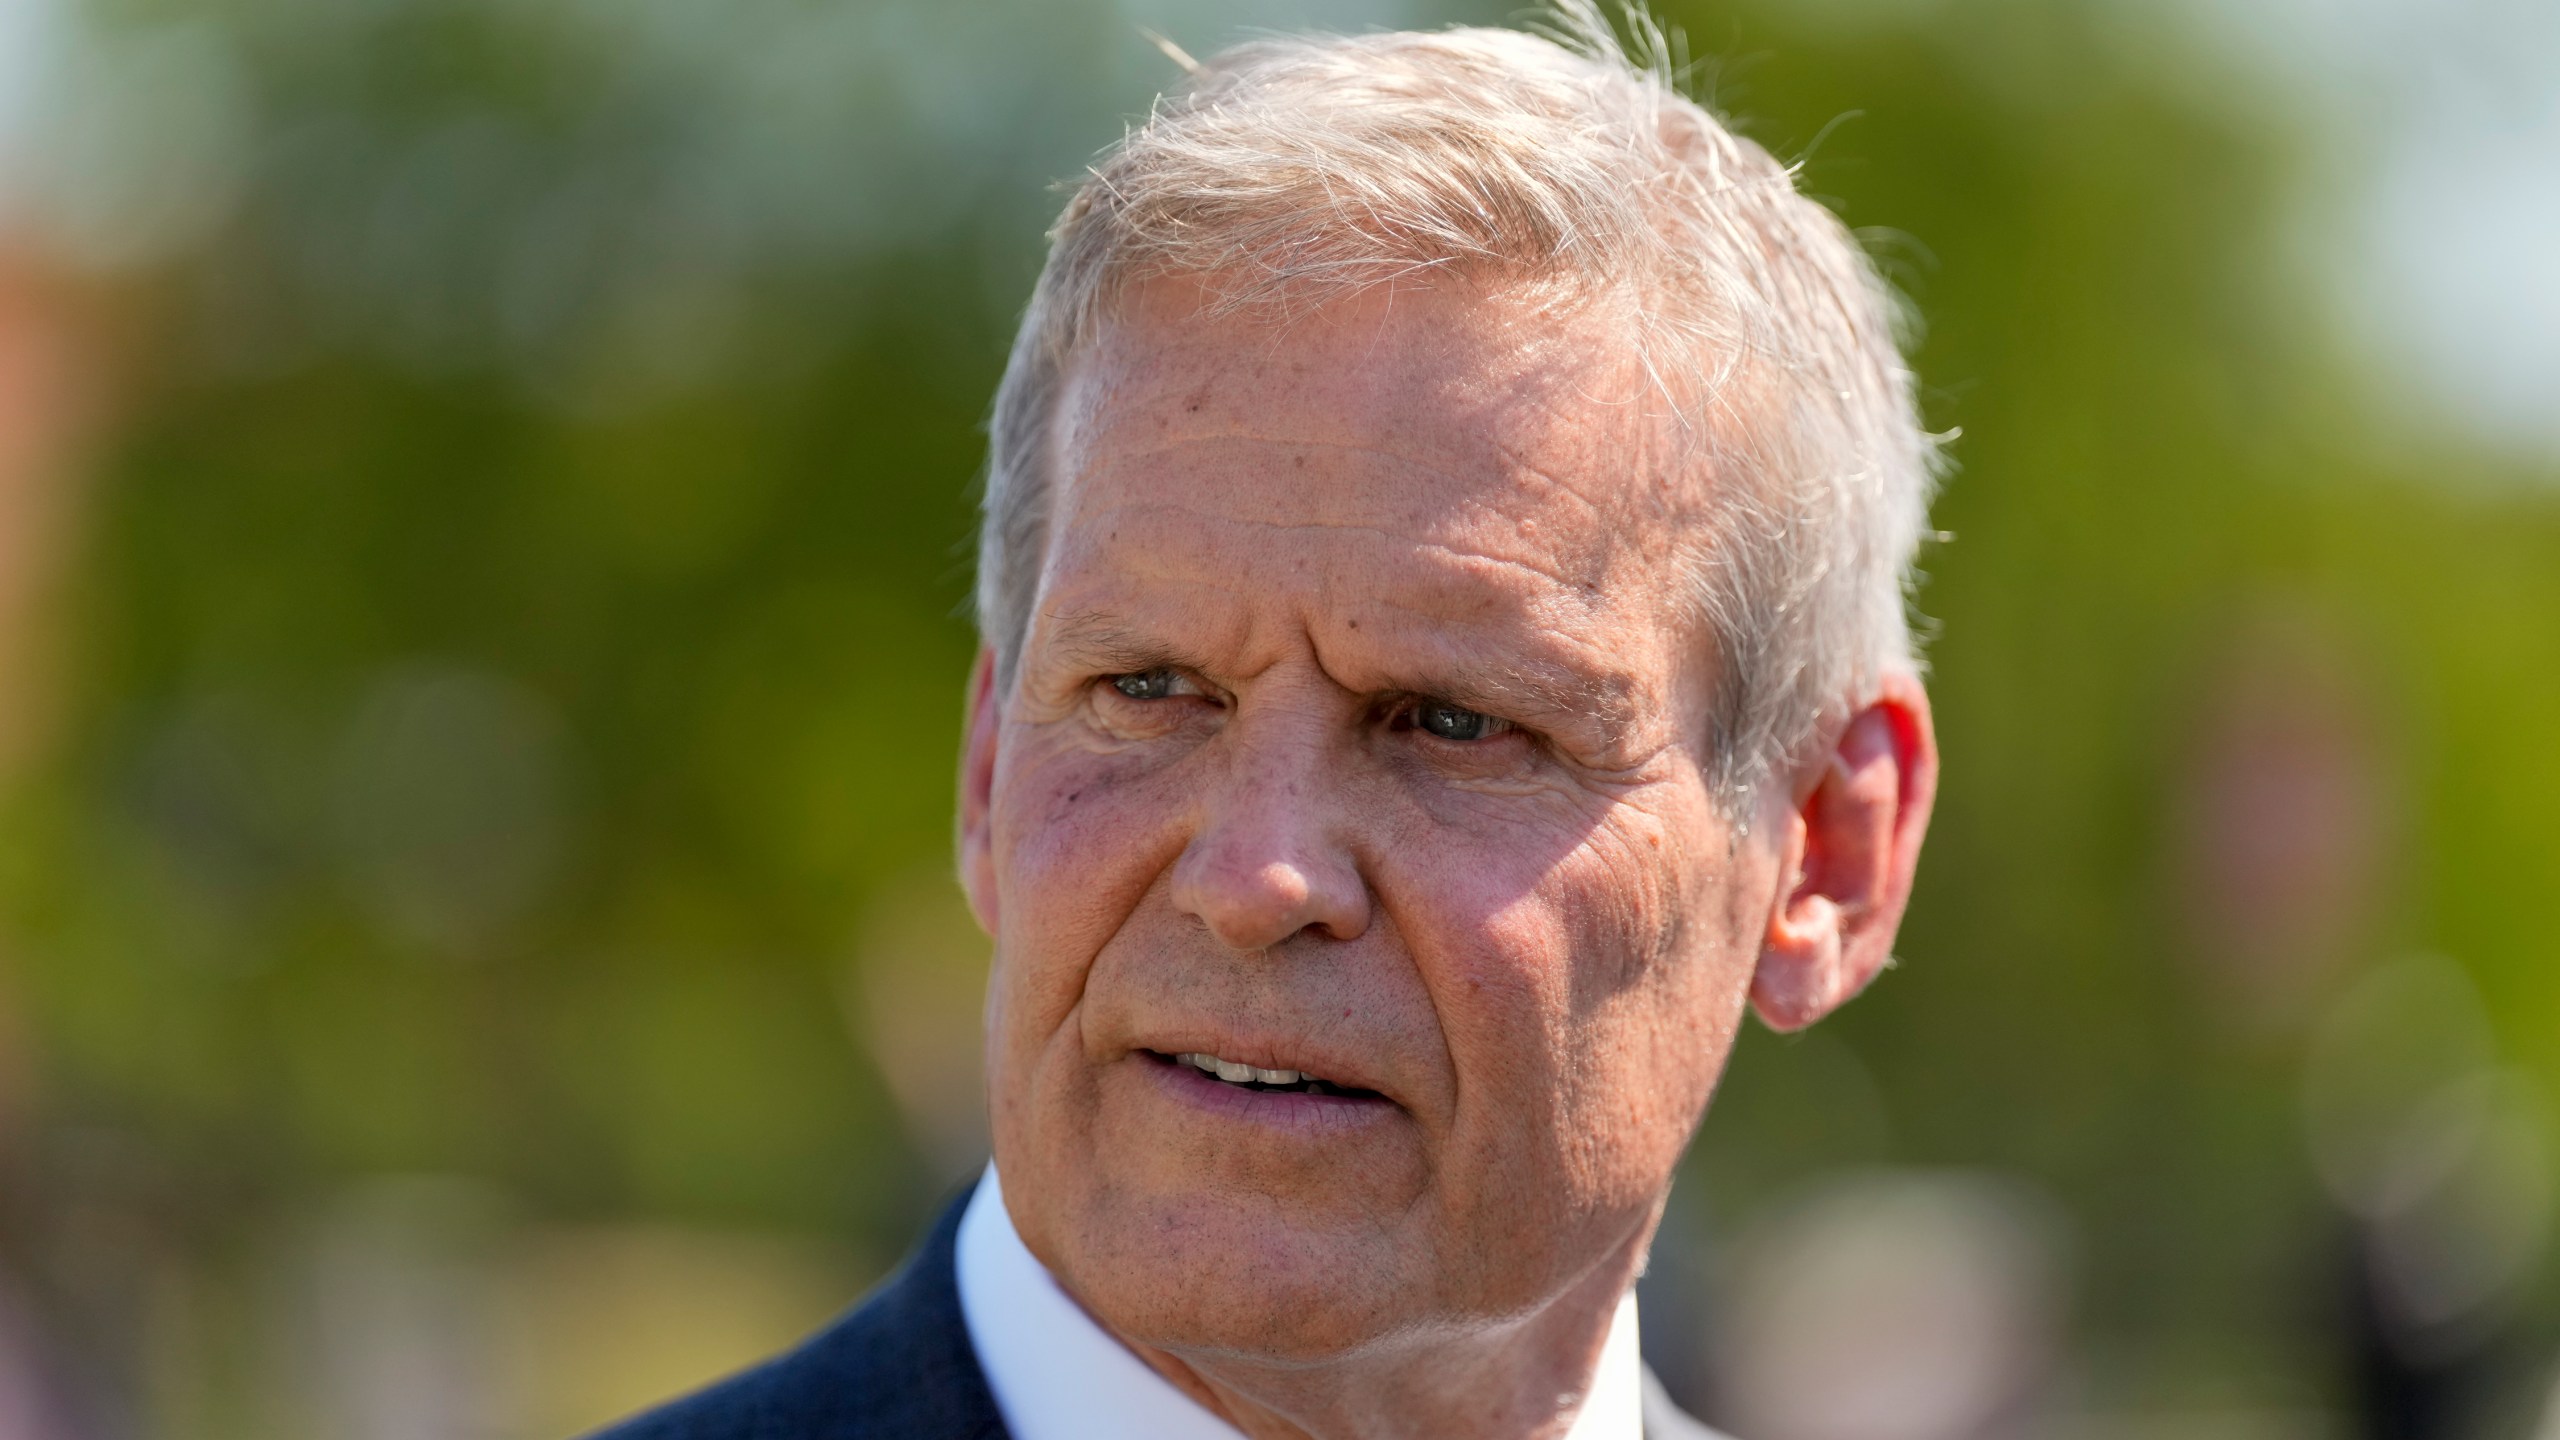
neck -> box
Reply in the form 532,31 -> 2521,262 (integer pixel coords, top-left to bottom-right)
1117,1220 -> 1656,1440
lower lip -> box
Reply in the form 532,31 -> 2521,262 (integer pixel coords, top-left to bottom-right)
1138,1054 -> 1401,1135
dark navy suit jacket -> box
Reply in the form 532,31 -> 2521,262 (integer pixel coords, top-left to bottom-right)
586,1194 -> 1724,1439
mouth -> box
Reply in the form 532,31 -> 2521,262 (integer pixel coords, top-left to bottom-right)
1147,1049 -> 1386,1101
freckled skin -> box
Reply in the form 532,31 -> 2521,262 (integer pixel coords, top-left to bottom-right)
955,277 -> 1937,1440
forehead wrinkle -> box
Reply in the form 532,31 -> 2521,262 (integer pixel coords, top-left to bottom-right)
1485,449 -> 1612,520
1484,447 -> 1690,541
1065,344 -> 1655,497
1077,398 -> 1640,482
1064,420 -> 1675,583
1059,431 -> 1508,528
1057,491 -> 1618,598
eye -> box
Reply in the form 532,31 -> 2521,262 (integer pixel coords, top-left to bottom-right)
1412,699 -> 1512,742
1109,669 -> 1186,700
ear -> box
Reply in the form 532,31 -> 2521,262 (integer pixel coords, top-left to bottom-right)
956,647 -> 1003,938
1750,667 -> 1938,1032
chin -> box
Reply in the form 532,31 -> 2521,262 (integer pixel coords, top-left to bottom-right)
1054,1187 -> 1429,1362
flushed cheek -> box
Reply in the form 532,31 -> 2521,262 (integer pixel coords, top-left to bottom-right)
994,746 -> 1187,981
1390,889 -> 1582,1213
1407,835 -> 1707,1220
984,745 -> 1192,1166
1552,820 -> 1701,1007
1545,840 -> 1745,1187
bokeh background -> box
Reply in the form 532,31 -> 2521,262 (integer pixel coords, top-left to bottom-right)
0,0 -> 2553,1435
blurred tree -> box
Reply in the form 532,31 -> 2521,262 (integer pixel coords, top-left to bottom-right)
0,0 -> 2551,1434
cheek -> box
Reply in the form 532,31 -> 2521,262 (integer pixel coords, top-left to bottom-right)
984,737 -> 1193,1070
1390,801 -> 1699,1031
1400,806 -> 1747,1210
1365,825 -> 1606,1175
1549,821 -> 1761,1174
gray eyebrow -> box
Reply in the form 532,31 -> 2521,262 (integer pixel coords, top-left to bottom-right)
1434,657 -> 1640,733
1037,610 -> 1195,671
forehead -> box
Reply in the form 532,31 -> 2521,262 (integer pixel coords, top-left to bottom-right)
1055,278 -> 1677,543
1050,280 -> 1688,576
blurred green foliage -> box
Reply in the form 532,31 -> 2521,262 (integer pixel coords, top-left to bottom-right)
4,0 -> 2556,1432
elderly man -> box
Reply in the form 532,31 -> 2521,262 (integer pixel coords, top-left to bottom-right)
599,8 -> 1938,1438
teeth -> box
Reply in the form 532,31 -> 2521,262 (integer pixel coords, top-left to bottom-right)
1176,1052 -> 1311,1088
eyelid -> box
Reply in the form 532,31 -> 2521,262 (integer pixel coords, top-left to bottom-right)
1399,694 -> 1522,737
1103,665 -> 1212,700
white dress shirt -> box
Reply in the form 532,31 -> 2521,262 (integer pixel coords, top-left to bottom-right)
955,1165 -> 1646,1440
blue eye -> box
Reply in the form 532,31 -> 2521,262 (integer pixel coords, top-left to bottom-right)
1111,670 -> 1181,700
1415,701 -> 1510,742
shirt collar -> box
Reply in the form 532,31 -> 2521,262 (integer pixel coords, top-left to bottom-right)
954,1165 -> 1646,1440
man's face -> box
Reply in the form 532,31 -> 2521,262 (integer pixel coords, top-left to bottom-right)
962,278 -> 1783,1360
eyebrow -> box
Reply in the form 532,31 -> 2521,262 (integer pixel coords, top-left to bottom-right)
1036,608 -> 1641,735
1040,610 -> 1204,676
1432,656 -> 1641,734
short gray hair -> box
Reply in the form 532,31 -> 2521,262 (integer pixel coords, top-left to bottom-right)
977,3 -> 1942,807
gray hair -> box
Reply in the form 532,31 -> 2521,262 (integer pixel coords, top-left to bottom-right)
976,2 -> 1942,808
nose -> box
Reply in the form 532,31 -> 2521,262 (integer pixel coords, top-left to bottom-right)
1170,736 -> 1371,951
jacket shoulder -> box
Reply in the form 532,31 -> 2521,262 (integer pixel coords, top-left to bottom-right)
583,1198 -> 1006,1440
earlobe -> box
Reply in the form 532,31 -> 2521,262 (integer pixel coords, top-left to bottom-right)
957,648 -> 1004,937
1751,806 -> 1843,1032
1748,670 -> 1938,1032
